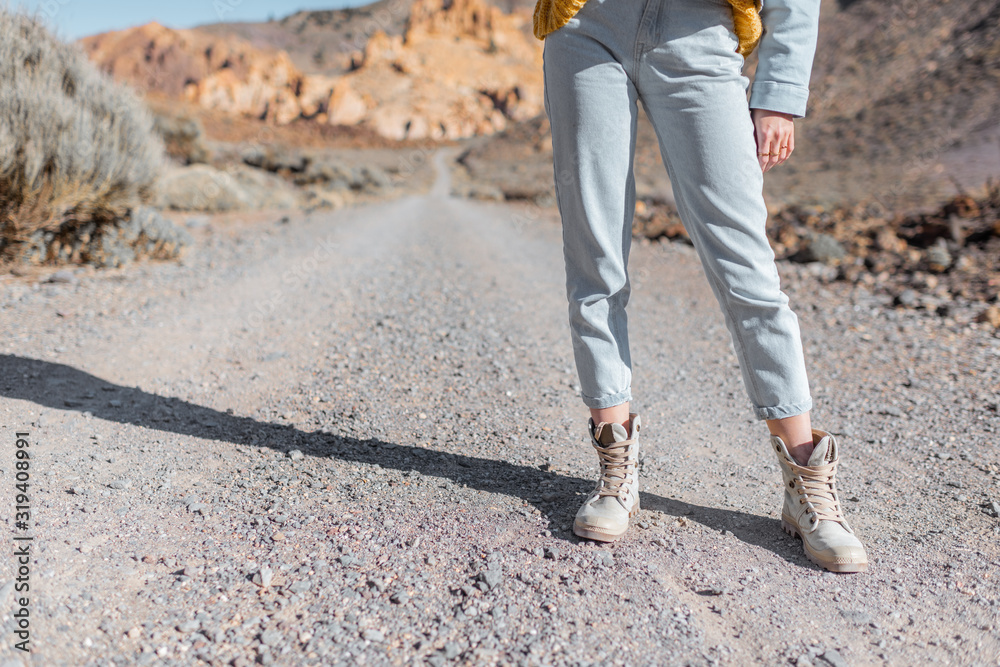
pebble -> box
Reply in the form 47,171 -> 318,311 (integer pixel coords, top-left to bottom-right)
288,581 -> 311,594
0,581 -> 14,606
108,480 -> 132,490
46,269 -> 78,284
838,609 -> 871,625
287,449 -> 304,461
177,620 -> 200,633
362,629 -> 385,642
821,649 -> 850,667
895,290 -> 919,308
593,550 -> 614,567
252,567 -> 273,588
259,629 -> 283,647
478,568 -> 503,591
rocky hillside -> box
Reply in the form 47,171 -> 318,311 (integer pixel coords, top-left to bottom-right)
756,0 -> 1000,205
195,0 -> 537,76
80,0 -> 542,141
195,0 -> 418,77
80,22 -> 309,124
461,0 -> 1000,208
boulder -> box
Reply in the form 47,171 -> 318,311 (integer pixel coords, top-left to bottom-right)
791,232 -> 847,264
155,164 -> 255,212
326,79 -> 369,126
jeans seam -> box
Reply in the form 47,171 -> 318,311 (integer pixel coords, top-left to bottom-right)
633,0 -> 659,83
614,134 -> 637,395
658,149 -> 768,408
611,292 -> 627,394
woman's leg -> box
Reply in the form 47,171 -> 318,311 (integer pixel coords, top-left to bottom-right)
591,404 -> 632,432
542,0 -> 652,542
767,413 -> 815,465
635,0 -> 813,423
542,15 -> 642,418
634,0 -> 866,571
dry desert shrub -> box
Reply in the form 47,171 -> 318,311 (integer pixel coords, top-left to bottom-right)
0,8 -> 164,260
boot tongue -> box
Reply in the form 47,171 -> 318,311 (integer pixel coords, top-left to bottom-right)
595,422 -> 629,445
807,435 -> 835,466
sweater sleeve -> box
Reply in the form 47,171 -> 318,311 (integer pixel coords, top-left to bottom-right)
748,0 -> 821,118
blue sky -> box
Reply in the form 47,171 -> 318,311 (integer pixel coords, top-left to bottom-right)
14,0 -> 375,40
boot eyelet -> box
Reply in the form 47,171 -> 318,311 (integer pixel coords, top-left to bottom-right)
788,481 -> 794,488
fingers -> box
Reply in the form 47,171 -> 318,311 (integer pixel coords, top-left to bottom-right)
776,128 -> 794,166
754,120 -> 780,172
752,111 -> 795,173
756,134 -> 781,172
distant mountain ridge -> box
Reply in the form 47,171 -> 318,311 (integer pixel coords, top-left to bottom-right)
80,0 -> 543,140
194,0 -> 537,77
195,0 -> 419,77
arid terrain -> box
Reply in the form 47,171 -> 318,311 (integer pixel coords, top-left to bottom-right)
0,150 -> 999,666
1,0 -> 999,665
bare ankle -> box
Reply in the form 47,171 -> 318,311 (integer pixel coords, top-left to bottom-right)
766,412 -> 814,464
786,440 -> 815,466
590,403 -> 631,431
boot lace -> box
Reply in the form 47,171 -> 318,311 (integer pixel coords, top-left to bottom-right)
788,459 -> 846,532
593,440 -> 635,501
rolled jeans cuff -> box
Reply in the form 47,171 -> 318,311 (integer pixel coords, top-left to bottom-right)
580,386 -> 632,411
753,397 -> 813,421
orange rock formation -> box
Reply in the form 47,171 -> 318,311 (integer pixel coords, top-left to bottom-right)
80,0 -> 543,140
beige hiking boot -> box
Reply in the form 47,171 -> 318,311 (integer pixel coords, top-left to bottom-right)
772,429 -> 868,573
573,413 -> 640,542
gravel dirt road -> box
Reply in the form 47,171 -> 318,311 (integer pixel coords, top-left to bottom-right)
1,150 -> 998,666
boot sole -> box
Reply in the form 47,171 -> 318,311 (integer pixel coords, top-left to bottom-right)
572,502 -> 640,542
781,515 -> 868,573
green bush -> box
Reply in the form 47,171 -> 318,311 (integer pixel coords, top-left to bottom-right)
0,8 -> 164,261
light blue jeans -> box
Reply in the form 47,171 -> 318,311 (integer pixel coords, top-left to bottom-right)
543,0 -> 813,420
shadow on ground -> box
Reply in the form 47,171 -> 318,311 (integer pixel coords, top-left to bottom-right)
0,355 -> 811,568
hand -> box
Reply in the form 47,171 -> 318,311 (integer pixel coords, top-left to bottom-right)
751,109 -> 795,172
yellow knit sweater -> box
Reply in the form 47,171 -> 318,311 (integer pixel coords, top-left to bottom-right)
532,0 -> 763,57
